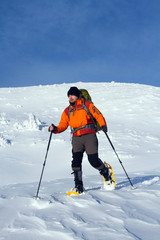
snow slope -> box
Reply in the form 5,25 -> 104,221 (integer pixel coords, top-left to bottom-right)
0,82 -> 160,240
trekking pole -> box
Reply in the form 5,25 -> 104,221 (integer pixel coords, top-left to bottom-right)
34,131 -> 53,199
104,132 -> 135,189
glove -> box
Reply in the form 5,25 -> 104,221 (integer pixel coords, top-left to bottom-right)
48,124 -> 57,133
101,125 -> 108,133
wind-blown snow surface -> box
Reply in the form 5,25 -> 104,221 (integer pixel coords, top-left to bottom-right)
0,82 -> 160,240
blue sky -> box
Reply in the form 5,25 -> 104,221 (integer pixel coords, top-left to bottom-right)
0,0 -> 160,88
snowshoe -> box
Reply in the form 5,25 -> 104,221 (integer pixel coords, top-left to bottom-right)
67,186 -> 85,196
102,162 -> 116,188
67,190 -> 81,196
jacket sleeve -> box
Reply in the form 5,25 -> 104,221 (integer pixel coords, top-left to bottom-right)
54,110 -> 69,133
88,103 -> 107,127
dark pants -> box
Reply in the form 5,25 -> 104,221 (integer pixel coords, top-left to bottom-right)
71,133 -> 104,171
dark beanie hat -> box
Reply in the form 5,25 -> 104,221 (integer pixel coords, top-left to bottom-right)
67,87 -> 80,98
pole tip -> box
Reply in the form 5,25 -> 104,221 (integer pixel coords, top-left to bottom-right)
33,196 -> 40,200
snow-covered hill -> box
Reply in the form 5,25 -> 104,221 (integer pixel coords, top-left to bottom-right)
0,82 -> 160,240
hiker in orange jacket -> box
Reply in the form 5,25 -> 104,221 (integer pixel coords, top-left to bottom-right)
49,87 -> 111,193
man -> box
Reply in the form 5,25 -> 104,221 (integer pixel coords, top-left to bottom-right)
49,86 -> 111,193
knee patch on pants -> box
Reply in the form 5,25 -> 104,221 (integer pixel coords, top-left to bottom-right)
72,152 -> 83,171
88,153 -> 104,169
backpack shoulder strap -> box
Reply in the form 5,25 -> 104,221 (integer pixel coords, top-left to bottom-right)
82,100 -> 97,129
64,106 -> 71,118
66,105 -> 77,119
82,100 -> 90,114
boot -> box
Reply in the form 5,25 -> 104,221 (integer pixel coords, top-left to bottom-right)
99,166 -> 112,185
72,170 -> 84,193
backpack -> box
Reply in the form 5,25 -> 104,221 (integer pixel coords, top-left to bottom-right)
68,88 -> 101,132
79,89 -> 92,102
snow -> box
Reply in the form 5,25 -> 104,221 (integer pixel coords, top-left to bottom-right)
0,82 -> 160,240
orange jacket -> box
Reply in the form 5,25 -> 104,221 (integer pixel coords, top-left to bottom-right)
54,98 -> 107,136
